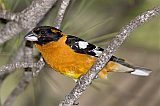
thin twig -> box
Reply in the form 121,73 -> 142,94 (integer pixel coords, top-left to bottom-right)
54,0 -> 71,29
59,6 -> 160,106
0,62 -> 41,75
32,57 -> 45,77
24,41 -> 34,64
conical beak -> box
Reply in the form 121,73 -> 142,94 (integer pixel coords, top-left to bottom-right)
25,31 -> 38,41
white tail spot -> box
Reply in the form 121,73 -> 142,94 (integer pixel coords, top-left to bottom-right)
131,68 -> 152,76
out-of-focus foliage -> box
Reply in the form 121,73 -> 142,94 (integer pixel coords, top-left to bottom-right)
0,0 -> 159,106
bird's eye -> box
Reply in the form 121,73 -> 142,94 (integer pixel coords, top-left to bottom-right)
41,30 -> 46,34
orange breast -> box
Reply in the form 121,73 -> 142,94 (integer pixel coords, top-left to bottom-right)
35,35 -> 117,79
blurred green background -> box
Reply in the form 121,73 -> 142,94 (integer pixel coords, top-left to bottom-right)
0,0 -> 159,106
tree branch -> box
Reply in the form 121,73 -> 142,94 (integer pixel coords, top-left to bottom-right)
0,10 -> 19,21
19,0 -> 57,30
59,6 -> 160,106
0,22 -> 23,44
0,62 -> 41,77
24,41 -> 34,64
54,0 -> 71,28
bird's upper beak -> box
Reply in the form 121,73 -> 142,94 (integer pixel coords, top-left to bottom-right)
25,31 -> 38,41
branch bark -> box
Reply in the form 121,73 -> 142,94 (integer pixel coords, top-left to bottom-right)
59,6 -> 160,106
0,10 -> 19,21
0,62 -> 43,78
54,0 -> 71,28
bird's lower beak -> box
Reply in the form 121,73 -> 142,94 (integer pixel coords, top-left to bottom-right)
25,32 -> 38,41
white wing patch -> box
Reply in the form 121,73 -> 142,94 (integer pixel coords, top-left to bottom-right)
92,49 -> 102,56
66,35 -> 104,57
78,41 -> 89,49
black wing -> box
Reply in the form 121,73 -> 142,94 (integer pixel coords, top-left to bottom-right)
65,35 -> 104,57
65,35 -> 125,63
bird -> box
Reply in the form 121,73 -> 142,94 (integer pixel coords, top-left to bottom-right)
25,26 -> 152,79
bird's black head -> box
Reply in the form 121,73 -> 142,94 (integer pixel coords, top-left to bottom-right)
25,26 -> 63,45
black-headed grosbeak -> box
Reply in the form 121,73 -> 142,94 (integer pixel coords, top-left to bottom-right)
25,26 -> 151,79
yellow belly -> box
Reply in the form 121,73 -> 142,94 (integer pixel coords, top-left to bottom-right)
35,36 -> 117,79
